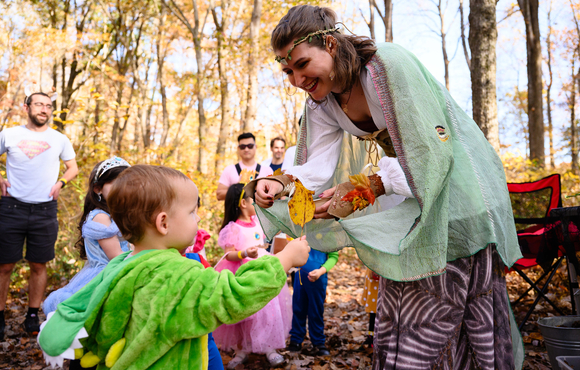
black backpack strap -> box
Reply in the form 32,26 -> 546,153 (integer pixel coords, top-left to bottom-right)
235,163 -> 242,175
255,164 -> 261,174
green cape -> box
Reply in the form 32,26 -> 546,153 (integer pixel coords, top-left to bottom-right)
256,43 -> 521,282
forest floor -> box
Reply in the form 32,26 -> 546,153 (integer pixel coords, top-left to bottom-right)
0,248 -> 568,370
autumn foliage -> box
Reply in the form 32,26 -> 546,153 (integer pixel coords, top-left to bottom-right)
341,173 -> 376,212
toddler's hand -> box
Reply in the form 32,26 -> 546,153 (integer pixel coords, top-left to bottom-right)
246,247 -> 259,259
308,268 -> 326,282
284,236 -> 310,268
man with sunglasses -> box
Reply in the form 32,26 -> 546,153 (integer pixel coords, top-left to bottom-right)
216,132 -> 273,201
0,92 -> 78,339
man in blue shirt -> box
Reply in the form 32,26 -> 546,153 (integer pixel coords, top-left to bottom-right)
261,137 -> 286,173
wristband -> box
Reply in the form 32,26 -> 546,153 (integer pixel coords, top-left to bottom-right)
238,251 -> 243,259
59,178 -> 67,188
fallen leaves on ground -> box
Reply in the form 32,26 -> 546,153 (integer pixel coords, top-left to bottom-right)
1,250 -> 572,369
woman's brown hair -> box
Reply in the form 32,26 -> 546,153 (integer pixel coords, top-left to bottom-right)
271,5 -> 377,95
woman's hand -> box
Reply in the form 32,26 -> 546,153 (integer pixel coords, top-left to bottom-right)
314,186 -> 336,219
245,247 -> 259,259
255,179 -> 284,208
308,267 -> 327,282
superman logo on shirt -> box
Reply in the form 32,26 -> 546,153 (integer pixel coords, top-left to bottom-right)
17,140 -> 51,159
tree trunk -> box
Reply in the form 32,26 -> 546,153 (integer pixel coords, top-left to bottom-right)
366,0 -> 375,40
383,0 -> 393,42
372,0 -> 393,42
459,0 -> 471,71
436,0 -> 450,91
242,0 -> 262,133
156,11 -> 170,147
468,0 -> 499,152
546,1 -> 555,169
571,59 -> 578,175
212,0 -> 232,174
193,5 -> 209,174
518,0 -> 544,165
116,81 -> 135,151
569,0 -> 580,174
162,0 -> 209,173
110,85 -> 124,150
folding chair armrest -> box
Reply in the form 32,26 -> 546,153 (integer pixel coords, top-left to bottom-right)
514,217 -> 560,224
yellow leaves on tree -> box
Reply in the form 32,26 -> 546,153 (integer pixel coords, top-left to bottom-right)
288,180 -> 315,230
341,173 -> 376,211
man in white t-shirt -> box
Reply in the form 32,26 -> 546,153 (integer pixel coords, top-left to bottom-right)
261,137 -> 286,173
216,132 -> 273,201
0,92 -> 78,339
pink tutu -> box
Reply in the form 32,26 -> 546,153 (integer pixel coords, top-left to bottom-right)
213,217 -> 292,353
212,283 -> 292,353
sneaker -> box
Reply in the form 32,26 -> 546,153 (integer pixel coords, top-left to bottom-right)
304,345 -> 330,356
266,351 -> 285,367
23,314 -> 40,335
286,341 -> 301,352
226,352 -> 248,370
314,345 -> 330,356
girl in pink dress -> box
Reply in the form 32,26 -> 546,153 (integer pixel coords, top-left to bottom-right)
213,183 -> 292,369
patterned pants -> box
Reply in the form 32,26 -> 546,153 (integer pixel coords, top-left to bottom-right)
373,245 -> 516,370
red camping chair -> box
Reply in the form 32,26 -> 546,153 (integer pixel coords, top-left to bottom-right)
507,174 -> 567,330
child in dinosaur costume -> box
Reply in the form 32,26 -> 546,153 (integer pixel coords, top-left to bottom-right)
38,165 -> 310,370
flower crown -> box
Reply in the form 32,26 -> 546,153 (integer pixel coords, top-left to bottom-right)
94,157 -> 131,183
275,27 -> 340,65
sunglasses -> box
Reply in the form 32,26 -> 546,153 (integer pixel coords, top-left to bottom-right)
238,144 -> 255,150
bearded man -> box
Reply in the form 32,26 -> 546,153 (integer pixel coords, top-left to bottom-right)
0,92 -> 78,339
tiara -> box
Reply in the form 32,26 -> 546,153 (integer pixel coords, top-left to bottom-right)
94,157 -> 131,183
275,27 -> 340,65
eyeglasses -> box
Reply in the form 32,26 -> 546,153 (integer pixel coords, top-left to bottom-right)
238,144 -> 255,150
30,102 -> 54,111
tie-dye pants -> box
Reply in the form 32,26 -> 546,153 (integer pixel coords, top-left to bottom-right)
373,245 -> 518,370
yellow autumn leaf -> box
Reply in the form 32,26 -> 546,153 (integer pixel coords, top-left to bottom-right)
288,180 -> 315,228
273,168 -> 283,176
348,173 -> 371,190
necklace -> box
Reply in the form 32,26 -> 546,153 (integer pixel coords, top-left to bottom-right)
340,90 -> 353,114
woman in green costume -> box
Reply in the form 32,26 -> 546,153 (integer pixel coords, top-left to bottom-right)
248,5 -> 524,370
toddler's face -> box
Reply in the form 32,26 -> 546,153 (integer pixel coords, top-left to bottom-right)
165,178 -> 200,250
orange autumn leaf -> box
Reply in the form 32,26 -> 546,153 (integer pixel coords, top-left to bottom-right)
341,172 -> 375,211
288,180 -> 315,228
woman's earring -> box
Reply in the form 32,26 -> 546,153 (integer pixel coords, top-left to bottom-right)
283,78 -> 297,96
329,70 -> 335,81
98,193 -> 102,202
